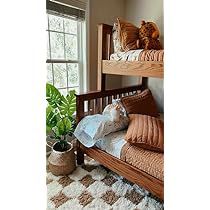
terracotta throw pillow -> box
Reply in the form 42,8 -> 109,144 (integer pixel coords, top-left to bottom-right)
117,18 -> 140,51
125,114 -> 164,152
121,89 -> 159,117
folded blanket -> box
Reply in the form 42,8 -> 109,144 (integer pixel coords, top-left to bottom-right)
121,143 -> 164,181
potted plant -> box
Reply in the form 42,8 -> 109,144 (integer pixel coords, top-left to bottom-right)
46,83 -> 76,175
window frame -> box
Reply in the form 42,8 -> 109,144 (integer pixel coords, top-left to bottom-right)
46,12 -> 85,94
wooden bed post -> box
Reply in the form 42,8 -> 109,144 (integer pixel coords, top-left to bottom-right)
142,77 -> 148,89
97,24 -> 113,91
75,94 -> 85,165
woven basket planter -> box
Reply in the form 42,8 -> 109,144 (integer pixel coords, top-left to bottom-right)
48,142 -> 76,176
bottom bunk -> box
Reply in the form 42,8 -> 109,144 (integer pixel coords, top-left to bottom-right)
75,85 -> 164,200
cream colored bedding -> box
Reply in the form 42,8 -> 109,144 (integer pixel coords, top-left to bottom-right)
110,49 -> 164,62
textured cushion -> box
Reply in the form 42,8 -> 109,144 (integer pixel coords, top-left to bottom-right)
117,18 -> 140,51
121,143 -> 164,181
121,89 -> 159,117
74,114 -> 129,147
125,114 -> 164,152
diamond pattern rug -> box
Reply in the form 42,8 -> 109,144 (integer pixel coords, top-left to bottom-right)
47,156 -> 164,210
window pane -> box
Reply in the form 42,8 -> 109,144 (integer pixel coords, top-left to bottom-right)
47,63 -> 53,84
67,63 -> 79,87
47,32 -> 50,59
48,14 -> 63,32
58,88 -> 67,96
64,18 -> 77,34
53,63 -> 67,88
65,34 -> 77,60
50,32 -> 64,59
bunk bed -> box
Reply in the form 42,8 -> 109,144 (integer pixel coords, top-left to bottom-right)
97,23 -> 164,90
75,23 -> 164,200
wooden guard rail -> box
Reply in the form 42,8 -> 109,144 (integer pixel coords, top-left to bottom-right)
75,85 -> 144,123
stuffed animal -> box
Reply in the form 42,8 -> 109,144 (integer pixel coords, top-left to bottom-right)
139,20 -> 162,50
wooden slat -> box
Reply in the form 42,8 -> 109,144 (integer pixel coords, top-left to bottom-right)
93,99 -> 97,114
108,96 -> 112,104
87,100 -> 91,115
87,100 -> 94,115
102,60 -> 163,78
102,97 -> 106,110
81,145 -> 164,200
95,98 -> 101,114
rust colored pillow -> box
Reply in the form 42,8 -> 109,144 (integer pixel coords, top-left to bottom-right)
125,114 -> 164,152
117,18 -> 140,51
121,89 -> 159,117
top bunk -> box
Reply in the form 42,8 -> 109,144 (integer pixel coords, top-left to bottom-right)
97,23 -> 164,85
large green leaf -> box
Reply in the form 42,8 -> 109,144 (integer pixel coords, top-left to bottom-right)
46,106 -> 60,134
59,90 -> 76,117
46,106 -> 57,128
56,117 -> 72,137
46,83 -> 62,109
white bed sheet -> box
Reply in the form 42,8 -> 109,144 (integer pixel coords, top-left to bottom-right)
110,49 -> 143,61
95,130 -> 127,159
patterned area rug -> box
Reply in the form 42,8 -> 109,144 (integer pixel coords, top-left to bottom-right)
47,156 -> 163,210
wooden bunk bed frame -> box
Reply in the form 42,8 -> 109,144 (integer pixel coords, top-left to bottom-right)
97,23 -> 164,90
75,23 -> 164,200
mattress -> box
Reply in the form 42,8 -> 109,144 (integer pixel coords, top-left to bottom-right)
110,49 -> 164,62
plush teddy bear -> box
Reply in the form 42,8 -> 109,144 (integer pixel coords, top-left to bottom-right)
139,20 -> 162,50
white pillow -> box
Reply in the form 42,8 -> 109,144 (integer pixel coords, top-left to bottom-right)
74,114 -> 129,147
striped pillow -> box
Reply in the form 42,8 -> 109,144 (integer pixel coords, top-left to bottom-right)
125,114 -> 164,152
117,18 -> 140,51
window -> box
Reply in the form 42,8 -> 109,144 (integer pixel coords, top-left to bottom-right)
46,11 -> 85,95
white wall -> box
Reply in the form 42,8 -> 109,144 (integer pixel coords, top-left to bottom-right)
123,0 -> 164,112
88,0 -> 125,91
